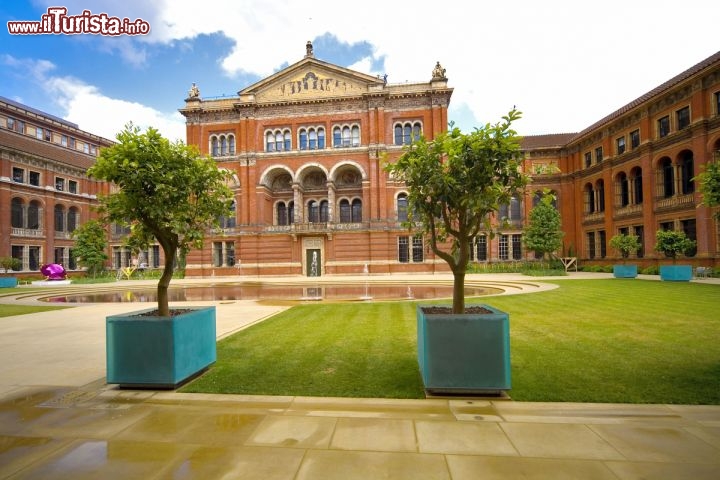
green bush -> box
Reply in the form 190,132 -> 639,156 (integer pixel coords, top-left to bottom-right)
641,266 -> 659,275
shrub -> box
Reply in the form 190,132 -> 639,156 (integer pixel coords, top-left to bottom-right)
641,266 -> 659,275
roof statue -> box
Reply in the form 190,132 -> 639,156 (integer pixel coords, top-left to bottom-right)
187,82 -> 200,100
431,61 -> 447,81
305,40 -> 314,58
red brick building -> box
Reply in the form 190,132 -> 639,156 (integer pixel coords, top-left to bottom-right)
180,43 -> 453,276
523,51 -> 720,269
0,97 -> 113,273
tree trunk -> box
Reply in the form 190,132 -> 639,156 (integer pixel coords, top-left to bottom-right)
157,248 -> 175,317
452,269 -> 465,314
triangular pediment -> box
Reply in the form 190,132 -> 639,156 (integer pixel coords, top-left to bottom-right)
238,57 -> 384,104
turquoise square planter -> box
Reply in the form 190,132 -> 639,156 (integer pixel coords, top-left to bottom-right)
612,265 -> 638,278
0,277 -> 18,288
659,265 -> 692,282
106,306 -> 216,388
417,304 -> 511,395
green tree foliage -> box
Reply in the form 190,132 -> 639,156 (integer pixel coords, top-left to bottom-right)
654,229 -> 696,263
385,109 -> 529,313
70,219 -> 108,276
89,124 -> 233,316
523,191 -> 563,260
694,160 -> 720,219
609,233 -> 641,260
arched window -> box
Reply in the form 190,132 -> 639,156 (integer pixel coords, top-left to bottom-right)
275,132 -> 284,152
277,202 -> 288,226
339,199 -> 351,223
283,130 -> 292,151
680,151 -> 694,195
397,193 -> 408,222
220,136 -> 228,156
584,183 -> 595,213
67,207 -> 78,232
342,126 -> 351,147
351,199 -> 362,223
299,129 -> 308,150
596,180 -> 605,212
11,198 -> 23,228
660,158 -> 674,197
319,200 -> 329,222
228,135 -> 235,155
28,201 -> 40,229
54,204 -> 65,232
631,168 -> 643,204
318,128 -> 325,149
509,195 -> 521,219
394,122 -> 422,145
333,127 -> 342,147
351,126 -> 360,147
309,130 -> 317,150
288,201 -> 295,224
266,132 -> 275,152
616,172 -> 629,207
308,200 -> 319,223
211,136 -> 219,156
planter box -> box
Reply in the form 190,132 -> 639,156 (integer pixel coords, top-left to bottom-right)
612,265 -> 638,278
659,265 -> 692,282
0,277 -> 18,288
417,304 -> 511,395
106,306 -> 216,388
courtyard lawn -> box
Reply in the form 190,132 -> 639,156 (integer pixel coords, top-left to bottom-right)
0,304 -> 70,317
181,279 -> 720,404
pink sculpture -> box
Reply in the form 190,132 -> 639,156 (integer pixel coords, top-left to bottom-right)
41,263 -> 67,281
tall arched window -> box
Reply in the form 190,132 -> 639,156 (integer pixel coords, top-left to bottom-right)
616,172 -> 629,207
220,136 -> 228,156
394,122 -> 422,145
275,132 -> 284,152
211,137 -> 219,156
397,193 -> 408,222
67,207 -> 78,232
660,158 -> 674,197
228,135 -> 235,154
11,198 -> 23,228
283,130 -> 292,151
584,183 -> 595,213
319,200 -> 329,222
266,132 -> 275,152
28,201 -> 40,229
277,202 -> 288,225
318,128 -> 325,149
631,167 -> 643,204
680,151 -> 694,195
54,205 -> 65,232
596,179 -> 605,212
339,199 -> 351,222
299,129 -> 308,150
351,199 -> 362,222
308,200 -> 319,223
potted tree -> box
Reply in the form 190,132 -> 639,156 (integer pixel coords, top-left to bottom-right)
0,257 -> 21,288
89,124 -> 233,388
609,233 -> 641,278
385,109 -> 528,395
654,229 -> 696,282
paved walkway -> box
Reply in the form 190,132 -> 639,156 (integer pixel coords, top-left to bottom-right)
0,273 -> 719,479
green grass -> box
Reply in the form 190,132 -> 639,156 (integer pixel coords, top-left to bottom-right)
181,279 -> 720,404
0,304 -> 71,317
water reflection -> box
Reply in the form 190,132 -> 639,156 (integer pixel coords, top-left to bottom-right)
44,284 -> 500,303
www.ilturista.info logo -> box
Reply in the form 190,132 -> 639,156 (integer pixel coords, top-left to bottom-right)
7,7 -> 150,36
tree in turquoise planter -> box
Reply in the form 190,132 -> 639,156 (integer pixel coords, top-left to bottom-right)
89,123 -> 234,388
654,229 -> 696,281
385,109 -> 528,394
609,233 -> 641,278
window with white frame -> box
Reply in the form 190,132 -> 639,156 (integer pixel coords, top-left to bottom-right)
299,126 -> 326,150
210,133 -> 236,157
332,124 -> 360,148
393,121 -> 422,145
265,129 -> 292,152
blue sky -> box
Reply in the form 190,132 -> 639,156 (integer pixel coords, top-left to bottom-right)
2,0 -> 719,142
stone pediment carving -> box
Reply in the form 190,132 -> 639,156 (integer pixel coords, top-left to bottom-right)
239,58 -> 382,104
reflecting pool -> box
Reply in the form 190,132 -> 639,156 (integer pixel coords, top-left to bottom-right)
43,283 -> 502,303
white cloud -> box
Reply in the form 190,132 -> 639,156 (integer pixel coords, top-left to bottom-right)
23,0 -> 720,135
1,55 -> 186,142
